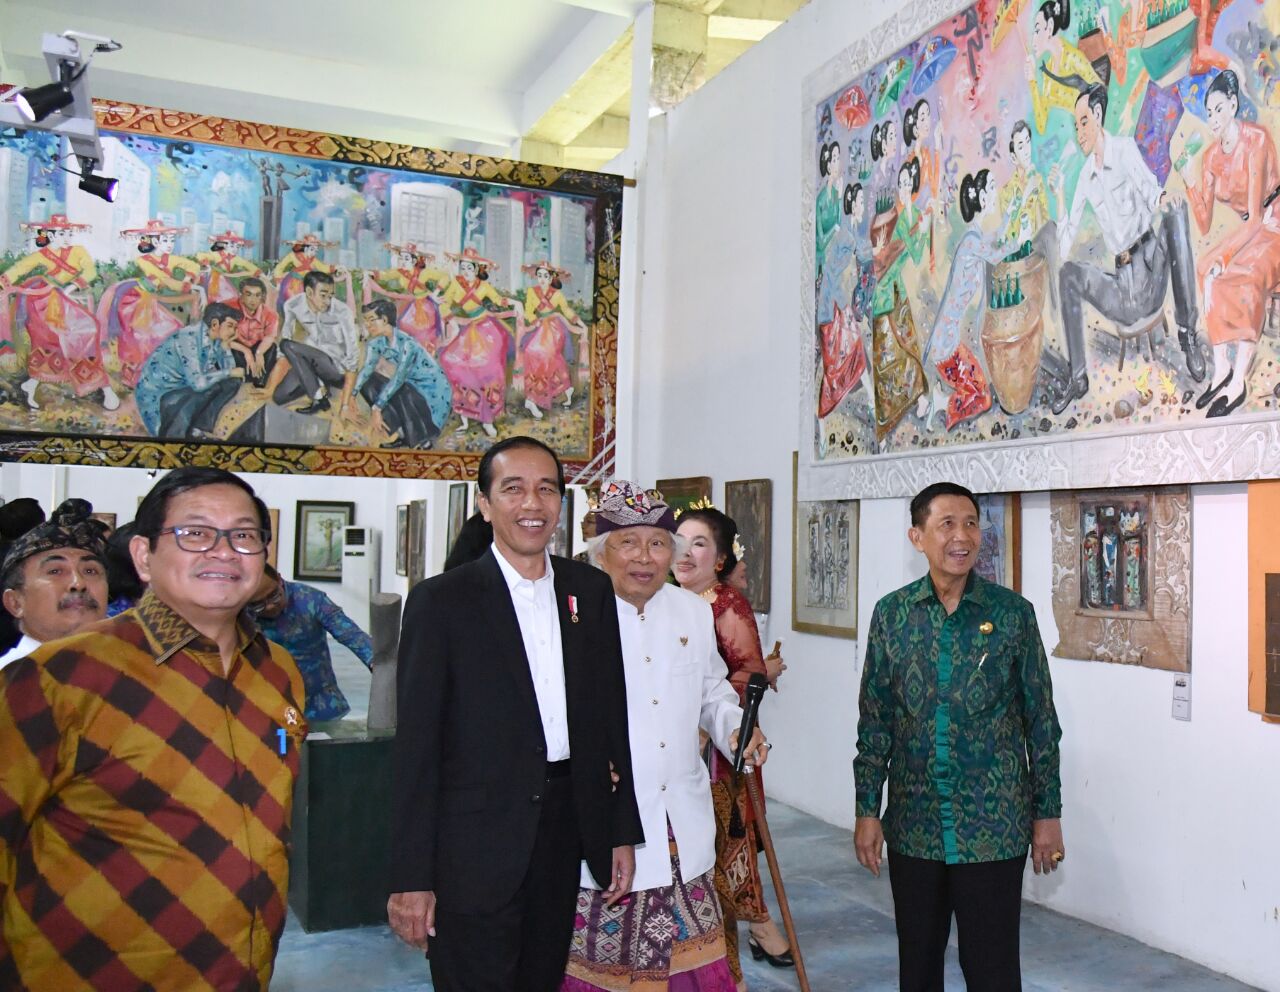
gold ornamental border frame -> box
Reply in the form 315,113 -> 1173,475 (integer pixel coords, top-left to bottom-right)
0,97 -> 624,482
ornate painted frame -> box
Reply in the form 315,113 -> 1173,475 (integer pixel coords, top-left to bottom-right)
1049,485 -> 1191,672
0,96 -> 622,482
798,0 -> 1280,501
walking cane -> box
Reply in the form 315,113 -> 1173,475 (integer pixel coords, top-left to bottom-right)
733,674 -> 811,992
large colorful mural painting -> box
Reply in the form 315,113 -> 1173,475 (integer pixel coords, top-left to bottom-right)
0,96 -> 621,480
811,0 -> 1280,466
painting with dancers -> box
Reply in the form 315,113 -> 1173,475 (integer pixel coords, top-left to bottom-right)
0,97 -> 620,479
811,0 -> 1280,461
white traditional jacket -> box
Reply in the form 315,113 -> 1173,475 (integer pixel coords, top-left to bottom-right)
580,582 -> 742,892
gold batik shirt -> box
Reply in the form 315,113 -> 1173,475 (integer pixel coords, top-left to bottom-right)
0,590 -> 306,991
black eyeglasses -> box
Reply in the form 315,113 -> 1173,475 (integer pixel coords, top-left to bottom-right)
159,525 -> 269,555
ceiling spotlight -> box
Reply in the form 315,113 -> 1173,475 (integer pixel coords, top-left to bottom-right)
14,79 -> 74,123
78,171 -> 118,202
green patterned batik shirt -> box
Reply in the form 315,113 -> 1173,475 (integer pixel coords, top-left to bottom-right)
854,572 -> 1062,864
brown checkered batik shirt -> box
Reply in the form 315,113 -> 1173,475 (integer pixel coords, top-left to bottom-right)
0,590 -> 306,991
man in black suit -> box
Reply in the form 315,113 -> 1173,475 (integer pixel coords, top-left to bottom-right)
389,436 -> 643,991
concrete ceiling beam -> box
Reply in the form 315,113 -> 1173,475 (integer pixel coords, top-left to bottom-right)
520,9 -> 633,134
523,28 -> 633,145
568,113 -> 630,148
715,0 -> 807,18
518,138 -> 567,167
708,14 -> 783,41
653,3 -> 709,53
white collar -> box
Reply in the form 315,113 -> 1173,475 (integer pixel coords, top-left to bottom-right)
616,582 -> 673,619
1083,135 -> 1124,180
0,633 -> 42,668
492,542 -> 553,592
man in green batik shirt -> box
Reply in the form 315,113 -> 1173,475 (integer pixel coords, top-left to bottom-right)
854,481 -> 1063,992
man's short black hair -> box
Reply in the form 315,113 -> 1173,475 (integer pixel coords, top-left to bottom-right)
1076,83 -> 1108,126
910,482 -> 980,527
476,436 -> 565,498
239,276 -> 267,295
203,301 -> 241,328
135,468 -> 269,549
302,270 -> 335,292
362,298 -> 398,327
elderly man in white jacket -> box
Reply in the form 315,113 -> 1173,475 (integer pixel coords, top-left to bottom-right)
562,480 -> 769,992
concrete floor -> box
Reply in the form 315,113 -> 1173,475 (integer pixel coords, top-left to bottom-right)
273,643 -> 1257,992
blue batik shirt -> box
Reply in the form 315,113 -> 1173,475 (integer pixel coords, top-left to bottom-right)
133,323 -> 236,436
354,329 -> 453,430
256,581 -> 373,722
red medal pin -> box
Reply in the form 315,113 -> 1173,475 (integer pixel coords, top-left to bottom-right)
568,595 -> 580,623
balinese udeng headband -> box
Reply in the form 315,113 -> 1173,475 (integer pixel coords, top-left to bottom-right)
595,480 -> 678,534
0,498 -> 108,582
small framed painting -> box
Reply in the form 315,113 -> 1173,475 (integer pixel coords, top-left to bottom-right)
447,484 -> 468,561
395,504 -> 409,577
725,479 -> 773,613
973,493 -> 1021,592
550,489 -> 575,559
791,452 -> 858,639
656,476 -> 712,517
407,499 -> 428,589
293,501 -> 355,582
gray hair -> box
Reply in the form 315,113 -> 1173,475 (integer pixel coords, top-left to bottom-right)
587,530 -> 688,567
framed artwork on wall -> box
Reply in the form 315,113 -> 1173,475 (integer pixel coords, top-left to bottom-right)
791,452 -> 858,638
446,484 -> 468,560
0,93 -> 623,483
550,489 -> 575,559
656,476 -> 712,517
407,499 -> 428,589
266,508 -> 280,571
724,479 -> 773,613
395,504 -> 409,577
1246,481 -> 1280,723
800,0 -> 1280,502
973,493 -> 1021,592
293,501 -> 354,583
1049,486 -> 1190,672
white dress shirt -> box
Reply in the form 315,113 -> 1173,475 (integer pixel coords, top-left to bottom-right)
0,634 -> 41,670
492,544 -> 570,761
281,293 -> 360,371
1059,134 -> 1163,258
580,583 -> 742,892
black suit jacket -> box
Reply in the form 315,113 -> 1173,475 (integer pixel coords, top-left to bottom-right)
390,549 -> 644,913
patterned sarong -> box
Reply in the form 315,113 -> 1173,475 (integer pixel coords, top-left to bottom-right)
710,777 -> 768,982
562,836 -> 735,992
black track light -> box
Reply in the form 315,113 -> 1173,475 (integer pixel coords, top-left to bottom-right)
78,171 -> 119,202
14,80 -> 74,123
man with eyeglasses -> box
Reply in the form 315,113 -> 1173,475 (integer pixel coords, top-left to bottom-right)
0,467 -> 306,990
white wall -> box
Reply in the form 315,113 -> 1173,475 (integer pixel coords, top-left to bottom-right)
628,0 -> 1280,987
